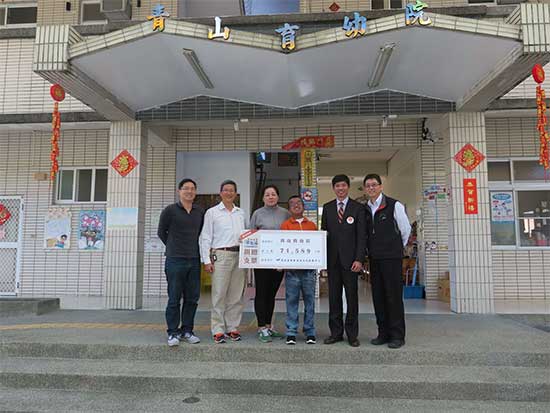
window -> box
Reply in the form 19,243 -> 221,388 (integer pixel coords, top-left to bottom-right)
0,3 -> 37,26
488,161 -> 511,183
371,0 -> 385,9
81,0 -> 106,24
489,159 -> 550,248
390,0 -> 403,9
56,168 -> 108,203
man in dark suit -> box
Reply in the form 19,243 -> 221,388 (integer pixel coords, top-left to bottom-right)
321,174 -> 366,347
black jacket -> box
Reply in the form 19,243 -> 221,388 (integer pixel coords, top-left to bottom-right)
321,198 -> 367,269
365,195 -> 404,260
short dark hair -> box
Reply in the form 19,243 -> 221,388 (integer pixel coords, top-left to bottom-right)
332,174 -> 350,187
220,179 -> 237,192
178,178 -> 197,190
363,174 -> 382,186
288,195 -> 303,205
263,185 -> 280,197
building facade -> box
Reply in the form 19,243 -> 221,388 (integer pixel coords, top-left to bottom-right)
0,0 -> 549,314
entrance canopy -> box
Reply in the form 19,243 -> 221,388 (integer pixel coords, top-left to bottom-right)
33,5 -> 550,121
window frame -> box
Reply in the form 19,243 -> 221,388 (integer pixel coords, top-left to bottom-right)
80,0 -> 107,25
489,157 -> 550,250
0,2 -> 38,28
55,167 -> 108,205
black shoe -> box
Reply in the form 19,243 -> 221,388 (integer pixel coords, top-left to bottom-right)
348,338 -> 360,347
388,339 -> 405,349
286,335 -> 296,345
306,336 -> 316,344
370,336 -> 389,346
323,336 -> 344,345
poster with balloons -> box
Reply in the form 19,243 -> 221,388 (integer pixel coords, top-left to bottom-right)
78,211 -> 105,250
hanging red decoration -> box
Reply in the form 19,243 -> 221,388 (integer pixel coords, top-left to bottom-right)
50,84 -> 66,102
0,203 -> 11,225
50,84 -> 65,181
453,143 -> 485,173
111,150 -> 139,177
533,65 -> 550,171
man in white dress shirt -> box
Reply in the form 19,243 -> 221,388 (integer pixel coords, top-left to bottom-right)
363,173 -> 411,349
199,180 -> 249,344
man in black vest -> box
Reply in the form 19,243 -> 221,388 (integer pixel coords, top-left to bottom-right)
321,174 -> 366,347
364,174 -> 411,349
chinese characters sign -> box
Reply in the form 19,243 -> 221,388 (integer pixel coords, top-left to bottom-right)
276,23 -> 300,51
301,148 -> 316,187
239,230 -> 327,269
208,16 -> 230,40
454,143 -> 485,173
111,150 -> 139,177
463,178 -> 478,215
405,1 -> 432,26
282,135 -> 335,150
148,4 -> 170,32
343,12 -> 367,38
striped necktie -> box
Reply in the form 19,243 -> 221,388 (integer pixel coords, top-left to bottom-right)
338,201 -> 344,223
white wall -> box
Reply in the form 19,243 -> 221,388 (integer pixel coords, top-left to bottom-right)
260,152 -> 300,206
383,148 -> 421,222
176,151 -> 254,215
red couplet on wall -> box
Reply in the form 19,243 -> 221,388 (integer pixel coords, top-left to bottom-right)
463,178 -> 478,215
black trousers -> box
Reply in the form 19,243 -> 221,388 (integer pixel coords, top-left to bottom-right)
328,258 -> 359,340
254,268 -> 284,327
370,258 -> 406,341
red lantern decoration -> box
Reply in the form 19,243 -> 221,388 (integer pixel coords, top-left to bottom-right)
533,64 -> 550,171
533,64 -> 545,84
50,84 -> 66,102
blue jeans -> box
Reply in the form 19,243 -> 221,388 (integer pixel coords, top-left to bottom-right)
285,270 -> 316,337
165,257 -> 201,335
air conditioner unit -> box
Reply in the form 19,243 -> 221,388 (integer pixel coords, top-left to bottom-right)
101,0 -> 132,22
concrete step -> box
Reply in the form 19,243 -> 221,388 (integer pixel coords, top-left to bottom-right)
2,341 -> 549,368
1,358 -> 549,402
0,298 -> 59,317
2,388 -> 550,413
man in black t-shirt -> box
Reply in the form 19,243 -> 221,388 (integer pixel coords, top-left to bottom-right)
158,178 -> 204,347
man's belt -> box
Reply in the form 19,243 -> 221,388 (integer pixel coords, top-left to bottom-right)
214,246 -> 240,252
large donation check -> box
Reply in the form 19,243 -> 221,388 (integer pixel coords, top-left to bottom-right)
239,230 -> 327,270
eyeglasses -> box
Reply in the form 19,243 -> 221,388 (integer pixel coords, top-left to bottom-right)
364,184 -> 380,189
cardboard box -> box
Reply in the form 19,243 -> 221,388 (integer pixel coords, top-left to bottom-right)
438,278 -> 450,303
319,275 -> 329,297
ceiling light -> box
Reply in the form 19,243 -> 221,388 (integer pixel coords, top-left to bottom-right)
182,48 -> 214,89
368,43 -> 395,89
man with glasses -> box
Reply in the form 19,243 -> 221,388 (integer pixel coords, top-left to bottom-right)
199,180 -> 249,344
363,173 -> 411,349
158,178 -> 204,347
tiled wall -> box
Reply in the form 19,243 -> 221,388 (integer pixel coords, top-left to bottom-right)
300,0 -> 469,13
486,117 -> 550,301
0,38 -> 91,115
37,0 -> 80,25
131,0 -> 178,21
35,0 -> 179,25
0,129 -> 108,297
2,117 -> 547,304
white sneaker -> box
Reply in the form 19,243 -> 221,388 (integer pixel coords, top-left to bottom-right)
183,332 -> 201,344
167,334 -> 180,347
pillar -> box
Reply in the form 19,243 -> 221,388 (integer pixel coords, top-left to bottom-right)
443,112 -> 493,313
104,121 -> 148,309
